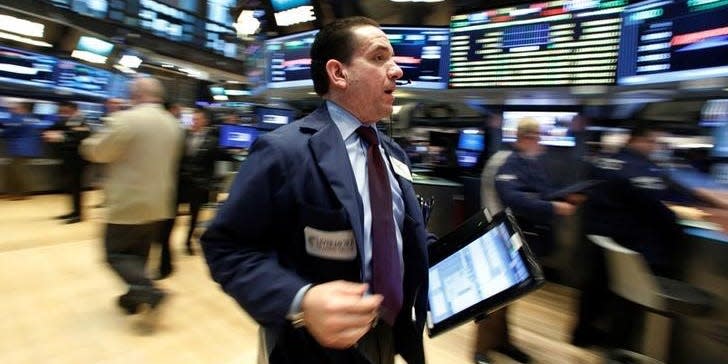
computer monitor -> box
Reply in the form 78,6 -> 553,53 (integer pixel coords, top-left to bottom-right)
502,111 -> 578,147
255,106 -> 296,130
218,124 -> 259,149
457,129 -> 485,152
455,129 -> 485,169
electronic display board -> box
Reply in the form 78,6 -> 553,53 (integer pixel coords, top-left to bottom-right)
502,111 -> 578,147
0,46 -> 56,88
449,0 -> 625,87
265,29 -> 318,88
382,26 -> 450,89
616,0 -> 728,85
54,59 -> 113,98
266,27 -> 449,89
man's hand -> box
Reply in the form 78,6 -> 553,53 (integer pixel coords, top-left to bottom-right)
552,201 -> 577,216
300,280 -> 383,349
42,130 -> 64,142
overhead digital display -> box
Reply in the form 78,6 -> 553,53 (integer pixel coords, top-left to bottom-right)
616,0 -> 728,85
382,26 -> 450,89
266,27 -> 449,89
55,59 -> 113,98
265,29 -> 318,88
0,45 -> 56,88
449,0 -> 625,88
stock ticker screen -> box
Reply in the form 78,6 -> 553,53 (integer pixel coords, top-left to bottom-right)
266,27 -> 450,89
449,0 -> 626,87
616,0 -> 728,85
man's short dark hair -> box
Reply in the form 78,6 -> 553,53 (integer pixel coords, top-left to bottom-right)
310,16 -> 379,96
629,121 -> 660,138
194,107 -> 210,121
58,100 -> 78,110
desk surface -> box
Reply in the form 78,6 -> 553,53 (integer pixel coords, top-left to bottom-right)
412,174 -> 463,187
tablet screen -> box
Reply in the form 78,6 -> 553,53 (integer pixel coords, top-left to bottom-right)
426,210 -> 543,336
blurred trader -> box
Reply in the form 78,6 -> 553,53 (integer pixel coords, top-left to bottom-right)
476,118 -> 580,364
495,118 -> 579,256
1,102 -> 42,200
156,107 -> 217,280
573,123 -> 727,347
43,101 -> 90,223
202,17 -> 431,364
80,78 -> 182,331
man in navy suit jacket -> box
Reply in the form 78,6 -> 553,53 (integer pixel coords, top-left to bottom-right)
201,17 -> 430,363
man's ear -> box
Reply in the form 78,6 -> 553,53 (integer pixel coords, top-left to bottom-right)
326,59 -> 347,89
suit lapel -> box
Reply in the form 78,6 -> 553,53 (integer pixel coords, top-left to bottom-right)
305,108 -> 366,270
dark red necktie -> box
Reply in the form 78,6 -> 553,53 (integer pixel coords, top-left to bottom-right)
356,126 -> 403,326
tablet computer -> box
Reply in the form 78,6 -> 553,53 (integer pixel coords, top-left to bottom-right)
426,209 -> 545,337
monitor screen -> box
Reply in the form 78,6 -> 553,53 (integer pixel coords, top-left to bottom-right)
616,0 -> 728,85
265,30 -> 318,88
382,26 -> 450,89
71,0 -> 109,19
449,0 -> 624,88
0,46 -> 56,88
428,216 -> 533,328
502,111 -> 577,147
255,106 -> 296,129
457,129 -> 485,152
270,0 -> 311,12
76,36 -> 114,56
54,60 -> 113,98
219,124 -> 259,149
33,103 -> 59,116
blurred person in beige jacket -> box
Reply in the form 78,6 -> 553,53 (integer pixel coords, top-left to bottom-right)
80,77 -> 182,331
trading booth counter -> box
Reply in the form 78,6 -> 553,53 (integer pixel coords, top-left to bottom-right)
669,206 -> 728,363
412,173 -> 465,237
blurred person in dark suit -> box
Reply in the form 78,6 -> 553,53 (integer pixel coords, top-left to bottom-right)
474,118 -> 581,364
572,122 -> 726,348
80,77 -> 182,331
43,101 -> 90,223
155,107 -> 217,279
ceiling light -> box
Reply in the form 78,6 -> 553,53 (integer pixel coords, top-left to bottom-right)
71,50 -> 107,64
0,14 -> 44,37
118,55 -> 142,68
233,10 -> 261,36
0,31 -> 52,47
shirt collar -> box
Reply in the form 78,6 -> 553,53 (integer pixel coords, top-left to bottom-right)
327,100 -> 366,141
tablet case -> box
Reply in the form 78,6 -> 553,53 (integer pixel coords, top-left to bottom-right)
426,208 -> 545,337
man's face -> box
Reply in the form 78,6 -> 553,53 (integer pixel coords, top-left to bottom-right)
339,25 -> 403,124
192,112 -> 207,129
58,106 -> 73,118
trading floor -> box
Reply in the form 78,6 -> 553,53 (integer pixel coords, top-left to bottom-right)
0,191 -> 603,363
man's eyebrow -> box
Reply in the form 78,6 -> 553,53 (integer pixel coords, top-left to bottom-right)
367,44 -> 393,54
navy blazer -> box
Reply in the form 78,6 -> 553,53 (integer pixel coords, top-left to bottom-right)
201,104 -> 429,364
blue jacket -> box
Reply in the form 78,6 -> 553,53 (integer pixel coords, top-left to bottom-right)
201,104 -> 429,364
585,147 -> 695,268
493,151 -> 561,256
1,114 -> 44,157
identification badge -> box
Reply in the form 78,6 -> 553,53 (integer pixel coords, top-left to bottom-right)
304,226 -> 357,260
390,157 -> 413,182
